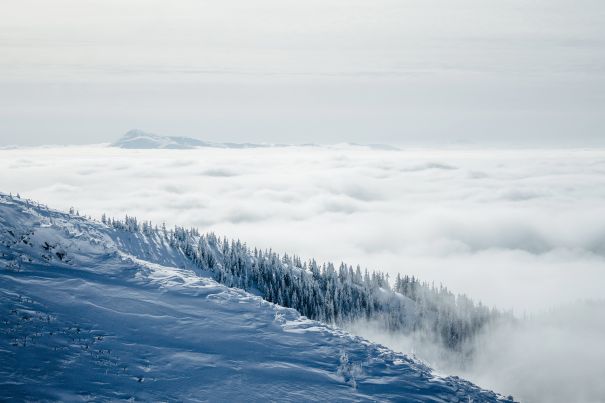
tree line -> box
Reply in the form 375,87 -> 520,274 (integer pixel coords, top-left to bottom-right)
102,214 -> 503,351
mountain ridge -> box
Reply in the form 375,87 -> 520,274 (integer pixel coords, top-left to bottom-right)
113,129 -> 280,149
0,193 -> 512,401
111,129 -> 400,150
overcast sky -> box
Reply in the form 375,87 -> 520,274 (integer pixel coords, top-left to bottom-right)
1,0 -> 604,146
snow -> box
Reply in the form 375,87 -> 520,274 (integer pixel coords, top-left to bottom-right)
0,194 -> 513,402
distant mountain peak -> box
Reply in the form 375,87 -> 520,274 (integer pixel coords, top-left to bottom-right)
112,129 -> 400,151
112,129 -> 208,149
112,130 -> 275,150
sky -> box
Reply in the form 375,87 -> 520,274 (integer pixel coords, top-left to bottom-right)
1,0 -> 604,146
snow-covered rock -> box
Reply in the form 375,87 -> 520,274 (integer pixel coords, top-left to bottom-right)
0,194 -> 513,402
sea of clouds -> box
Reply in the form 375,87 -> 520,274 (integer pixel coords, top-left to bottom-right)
2,145 -> 604,401
347,298 -> 605,403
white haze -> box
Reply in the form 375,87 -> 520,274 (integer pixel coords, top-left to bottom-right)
347,300 -> 605,403
2,145 -> 605,401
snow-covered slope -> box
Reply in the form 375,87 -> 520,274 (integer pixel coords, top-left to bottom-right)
0,194 -> 513,402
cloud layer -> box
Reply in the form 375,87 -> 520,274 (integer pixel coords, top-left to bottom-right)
348,300 -> 605,403
3,146 -> 604,312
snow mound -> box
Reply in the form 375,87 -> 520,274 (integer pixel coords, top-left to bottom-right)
0,194 -> 513,402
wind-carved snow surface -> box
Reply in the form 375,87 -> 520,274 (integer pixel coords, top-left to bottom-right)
0,194 -> 513,402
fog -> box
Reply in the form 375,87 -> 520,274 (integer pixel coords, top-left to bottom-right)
2,146 -> 604,312
1,145 -> 604,401
348,300 -> 605,403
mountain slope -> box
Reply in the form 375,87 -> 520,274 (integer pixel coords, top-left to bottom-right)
0,194 -> 512,402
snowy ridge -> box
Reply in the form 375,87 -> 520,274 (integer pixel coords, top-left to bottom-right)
111,129 -> 399,151
0,194 -> 513,401
112,129 -> 274,149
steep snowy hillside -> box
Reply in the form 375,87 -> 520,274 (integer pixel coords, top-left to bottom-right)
0,194 -> 513,402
